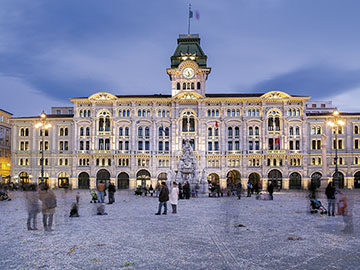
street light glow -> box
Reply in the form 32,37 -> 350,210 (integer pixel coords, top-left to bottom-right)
333,109 -> 339,116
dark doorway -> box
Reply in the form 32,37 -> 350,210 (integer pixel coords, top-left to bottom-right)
78,172 -> 90,189
333,171 -> 344,189
311,172 -> 322,189
249,172 -> 260,186
289,172 -> 301,189
268,169 -> 282,190
97,169 -> 111,187
354,172 -> 360,188
136,170 -> 151,187
118,172 -> 129,189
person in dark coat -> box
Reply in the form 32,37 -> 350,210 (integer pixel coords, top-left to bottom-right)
236,182 -> 242,200
184,181 -> 191,199
325,182 -> 336,216
107,182 -> 116,204
267,182 -> 274,200
155,182 -> 169,215
178,183 -> 183,199
309,180 -> 317,200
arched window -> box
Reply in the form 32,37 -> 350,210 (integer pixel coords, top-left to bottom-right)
138,127 -> 143,137
142,110 -> 146,117
145,127 -> 150,137
182,111 -> 195,132
191,82 -> 194,89
255,126 -> 259,135
98,111 -> 111,132
88,110 -> 91,117
355,126 -> 359,134
125,127 -> 129,136
183,82 -> 186,90
296,109 -> 300,116
252,109 -> 255,116
249,127 -> 253,136
216,110 -> 219,116
236,109 -> 240,116
138,110 -> 141,117
165,127 -> 169,137
20,128 -> 24,136
159,127 -> 163,137
256,109 -> 259,116
79,110 -> 83,117
207,110 -> 211,117
214,128 -> 219,136
232,109 -> 235,117
248,110 -> 251,116
127,110 -> 130,117
86,127 -> 90,136
288,109 -> 292,116
177,82 -> 180,90
289,127 -> 293,135
227,109 -> 230,117
208,127 -> 212,136
197,82 -> 201,90
228,127 -> 233,137
275,117 -> 280,131
295,126 -> 300,135
147,110 -> 150,117
119,127 -> 123,136
80,127 -> 84,136
235,127 -> 240,137
162,110 -> 165,117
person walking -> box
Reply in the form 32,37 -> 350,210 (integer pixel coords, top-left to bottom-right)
155,183 -> 160,197
267,181 -> 274,200
325,182 -> 336,216
39,185 -> 57,231
184,181 -> 190,199
236,182 -> 242,200
149,184 -> 154,197
25,184 -> 40,230
97,181 -> 106,203
107,182 -> 116,204
247,182 -> 252,197
76,192 -> 80,204
155,182 -> 169,215
170,182 -> 179,214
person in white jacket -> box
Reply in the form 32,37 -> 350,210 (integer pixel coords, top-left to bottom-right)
170,182 -> 179,214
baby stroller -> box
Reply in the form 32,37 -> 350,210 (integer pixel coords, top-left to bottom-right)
90,191 -> 98,203
310,199 -> 327,214
0,191 -> 10,201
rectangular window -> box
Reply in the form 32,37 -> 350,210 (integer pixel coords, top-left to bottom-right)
138,141 -> 143,151
80,141 -> 84,150
165,142 -> 169,151
145,141 -> 150,150
159,141 -> 163,151
125,141 -> 129,150
296,140 -> 300,150
228,141 -> 233,151
86,141 -> 90,150
56,110 -> 61,115
249,141 -> 253,150
235,141 -> 240,150
317,140 -> 321,150
268,138 -> 273,150
208,142 -> 212,151
289,141 -> 294,150
355,139 -> 359,149
214,141 -> 219,151
119,141 -> 123,150
255,141 -> 259,150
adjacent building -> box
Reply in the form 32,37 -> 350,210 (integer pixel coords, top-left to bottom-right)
0,109 -> 12,182
10,34 -> 360,190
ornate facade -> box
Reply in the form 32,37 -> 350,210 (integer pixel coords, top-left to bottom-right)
10,34 -> 360,190
0,109 -> 12,181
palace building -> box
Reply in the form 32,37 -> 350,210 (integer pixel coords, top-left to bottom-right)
0,109 -> 12,182
10,34 -> 360,190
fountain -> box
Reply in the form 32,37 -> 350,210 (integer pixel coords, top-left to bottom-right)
173,139 -> 208,196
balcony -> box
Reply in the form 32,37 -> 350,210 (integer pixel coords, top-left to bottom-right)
267,150 -> 286,154
207,151 -> 221,155
93,150 -> 112,154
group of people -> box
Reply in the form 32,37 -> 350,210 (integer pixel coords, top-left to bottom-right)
155,181 -> 179,215
325,181 -> 349,217
96,180 -> 116,204
136,181 -> 198,199
25,184 -> 57,231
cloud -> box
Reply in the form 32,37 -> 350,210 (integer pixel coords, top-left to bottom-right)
249,65 -> 360,100
0,74 -> 70,117
328,87 -> 360,112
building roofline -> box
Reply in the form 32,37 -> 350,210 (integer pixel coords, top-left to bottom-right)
0,109 -> 13,115
11,114 -> 74,120
307,112 -> 360,116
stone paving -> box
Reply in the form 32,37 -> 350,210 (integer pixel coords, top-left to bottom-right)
0,190 -> 359,270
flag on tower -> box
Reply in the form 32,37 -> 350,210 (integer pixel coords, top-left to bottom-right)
195,10 -> 200,20
189,9 -> 193,18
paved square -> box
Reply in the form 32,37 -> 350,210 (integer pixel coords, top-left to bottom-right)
0,190 -> 359,270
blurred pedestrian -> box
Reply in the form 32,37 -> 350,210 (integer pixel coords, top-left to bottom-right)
107,182 -> 116,204
149,184 -> 154,197
25,184 -> 40,230
76,192 -> 80,204
267,182 -> 274,200
155,182 -> 169,215
39,185 -> 57,231
97,181 -> 105,203
247,182 -> 252,197
325,182 -> 336,216
236,182 -> 242,200
170,182 -> 179,214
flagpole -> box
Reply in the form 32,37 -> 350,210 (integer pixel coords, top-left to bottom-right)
188,3 -> 191,35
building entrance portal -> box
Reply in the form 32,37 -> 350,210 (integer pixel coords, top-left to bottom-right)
96,169 -> 111,187
268,170 -> 282,190
78,172 -> 90,189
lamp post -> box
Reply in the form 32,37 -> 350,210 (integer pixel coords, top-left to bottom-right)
327,109 -> 345,188
35,111 -> 51,186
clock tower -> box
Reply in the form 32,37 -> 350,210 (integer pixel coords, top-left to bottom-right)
167,34 -> 211,97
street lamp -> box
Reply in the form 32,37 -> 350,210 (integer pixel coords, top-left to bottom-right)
35,111 -> 51,186
327,108 -> 345,187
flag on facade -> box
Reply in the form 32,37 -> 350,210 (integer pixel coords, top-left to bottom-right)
215,122 -> 219,128
275,136 -> 280,145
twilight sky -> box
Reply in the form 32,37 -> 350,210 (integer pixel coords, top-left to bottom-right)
1,0 -> 360,116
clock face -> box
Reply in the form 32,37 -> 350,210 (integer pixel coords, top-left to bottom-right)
183,67 -> 195,79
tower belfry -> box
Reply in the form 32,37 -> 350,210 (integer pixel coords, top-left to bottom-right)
167,34 -> 211,97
